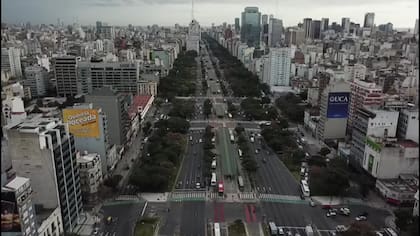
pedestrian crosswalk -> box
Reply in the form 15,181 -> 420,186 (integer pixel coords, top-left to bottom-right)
170,191 -> 206,201
259,194 -> 307,203
239,192 -> 256,200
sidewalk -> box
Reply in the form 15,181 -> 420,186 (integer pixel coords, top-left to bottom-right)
139,192 -> 169,202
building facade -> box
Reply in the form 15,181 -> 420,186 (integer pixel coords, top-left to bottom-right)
7,116 -> 83,233
397,108 -> 419,143
268,18 -> 283,47
348,79 -> 384,128
76,152 -> 102,203
186,19 -> 201,53
54,56 -> 79,97
241,7 -> 261,47
24,65 -> 48,98
1,176 -> 38,236
85,86 -> 129,147
317,79 -> 351,141
1,47 -> 23,78
262,48 -> 291,86
350,107 -> 399,167
364,13 -> 375,28
77,61 -> 140,95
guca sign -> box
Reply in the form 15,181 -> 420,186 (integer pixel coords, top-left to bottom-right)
63,109 -> 100,138
327,92 -> 350,118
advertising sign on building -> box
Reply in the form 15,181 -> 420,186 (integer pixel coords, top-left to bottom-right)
1,191 -> 21,233
327,92 -> 350,118
63,109 -> 100,138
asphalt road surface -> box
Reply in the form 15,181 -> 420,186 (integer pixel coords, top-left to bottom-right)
99,202 -> 144,236
247,131 -> 301,196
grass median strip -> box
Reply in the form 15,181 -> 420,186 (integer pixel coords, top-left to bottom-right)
134,217 -> 159,236
228,219 -> 246,236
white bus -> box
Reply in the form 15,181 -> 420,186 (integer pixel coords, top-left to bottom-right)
301,180 -> 310,197
211,173 -> 217,186
238,149 -> 243,158
238,176 -> 244,190
214,223 -> 221,236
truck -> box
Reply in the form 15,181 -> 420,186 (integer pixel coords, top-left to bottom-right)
211,160 -> 216,169
268,222 -> 277,235
305,225 -> 314,236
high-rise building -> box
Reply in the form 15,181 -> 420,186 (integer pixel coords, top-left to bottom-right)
320,18 -> 329,32
262,47 -> 291,86
261,15 -> 269,46
186,19 -> 201,53
285,27 -> 305,46
1,176 -> 39,236
364,12 -> 375,28
54,55 -> 79,97
348,79 -> 384,128
1,47 -> 23,78
23,65 -> 48,98
262,14 -> 268,25
316,79 -> 351,141
234,17 -> 240,32
7,116 -> 83,233
303,18 -> 312,38
311,20 -> 321,39
77,61 -> 140,95
76,152 -> 103,203
241,7 -> 261,47
341,17 -> 350,33
397,108 -> 419,143
268,18 -> 283,47
349,107 -> 399,167
63,103 -> 114,176
85,86 -> 129,147
97,25 -> 114,40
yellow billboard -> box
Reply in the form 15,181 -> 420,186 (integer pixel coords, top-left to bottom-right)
63,109 -> 100,138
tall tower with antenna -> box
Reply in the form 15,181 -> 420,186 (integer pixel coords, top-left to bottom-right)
186,0 -> 200,54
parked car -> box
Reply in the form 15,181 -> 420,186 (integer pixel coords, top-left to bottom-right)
335,225 -> 347,232
310,200 -> 316,207
355,216 -> 367,221
339,207 -> 351,216
326,209 -> 337,217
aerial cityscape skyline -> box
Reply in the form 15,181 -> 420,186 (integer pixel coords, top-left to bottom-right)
1,1 -> 419,236
1,0 -> 419,28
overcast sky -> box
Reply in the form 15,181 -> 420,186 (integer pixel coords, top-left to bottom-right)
1,0 -> 418,28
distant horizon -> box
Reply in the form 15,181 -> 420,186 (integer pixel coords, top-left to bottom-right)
1,0 -> 418,29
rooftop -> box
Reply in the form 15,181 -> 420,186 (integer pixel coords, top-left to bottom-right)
3,176 -> 29,191
128,95 -> 152,119
378,175 -> 418,194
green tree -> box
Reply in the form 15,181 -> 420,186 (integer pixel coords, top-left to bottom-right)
394,208 -> 414,231
142,121 -> 152,136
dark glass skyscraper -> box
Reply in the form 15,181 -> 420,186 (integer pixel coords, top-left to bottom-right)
241,7 -> 261,47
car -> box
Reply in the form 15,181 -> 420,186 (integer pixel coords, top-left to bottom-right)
277,227 -> 284,235
262,158 -> 267,163
310,200 -> 315,207
199,139 -> 203,143
255,149 -> 259,154
335,225 -> 347,232
327,210 -> 337,217
355,216 -> 367,221
92,229 -> 98,235
298,145 -> 303,149
196,182 -> 201,189
286,232 -> 293,236
375,232 -> 384,236
339,207 -> 351,216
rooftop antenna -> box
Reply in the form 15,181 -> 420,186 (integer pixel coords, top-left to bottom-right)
191,0 -> 195,21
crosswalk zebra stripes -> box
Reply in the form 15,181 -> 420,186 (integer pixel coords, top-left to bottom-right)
170,191 -> 207,201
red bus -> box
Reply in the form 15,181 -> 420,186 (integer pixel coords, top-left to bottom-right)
218,182 -> 224,196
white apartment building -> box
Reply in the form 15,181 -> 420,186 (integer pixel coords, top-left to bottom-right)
344,63 -> 366,81
1,47 -> 23,78
24,65 -> 48,97
363,137 -> 418,179
262,48 -> 291,86
398,108 -> 419,143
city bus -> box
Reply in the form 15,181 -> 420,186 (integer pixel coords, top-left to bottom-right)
238,176 -> 244,190
214,223 -> 221,236
218,181 -> 224,196
211,173 -> 217,186
301,180 -> 310,197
